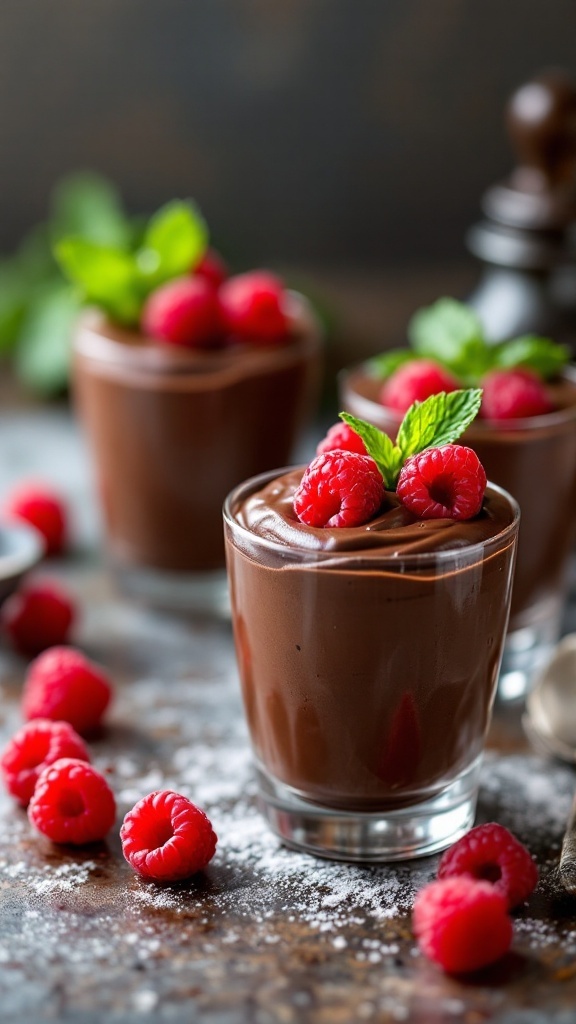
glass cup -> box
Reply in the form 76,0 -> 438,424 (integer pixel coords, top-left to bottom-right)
340,366 -> 576,701
73,295 -> 322,614
224,469 -> 519,862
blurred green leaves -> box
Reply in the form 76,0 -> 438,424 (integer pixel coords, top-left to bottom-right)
0,174 -> 209,397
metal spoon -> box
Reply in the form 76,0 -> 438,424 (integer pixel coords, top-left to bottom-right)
524,634 -> 576,893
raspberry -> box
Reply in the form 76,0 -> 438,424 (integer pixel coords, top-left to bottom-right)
396,444 -> 486,521
120,790 -> 217,881
3,482 -> 67,556
294,450 -> 384,528
316,422 -> 368,457
23,646 -> 112,736
380,360 -> 460,415
438,822 -> 538,908
1,579 -> 75,656
413,877 -> 512,973
219,271 -> 288,346
28,758 -> 116,845
141,276 -> 219,347
481,369 -> 552,420
194,248 -> 228,289
0,719 -> 89,806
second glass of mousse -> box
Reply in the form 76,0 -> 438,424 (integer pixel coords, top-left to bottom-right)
59,201 -> 322,613
224,391 -> 519,861
341,298 -> 576,700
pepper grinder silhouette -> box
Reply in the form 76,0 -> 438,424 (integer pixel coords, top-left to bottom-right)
467,70 -> 576,346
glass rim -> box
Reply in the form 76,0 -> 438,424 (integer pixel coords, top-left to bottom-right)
223,466 -> 520,567
339,362 -> 576,433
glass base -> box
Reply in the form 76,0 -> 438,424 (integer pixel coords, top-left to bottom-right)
498,598 -> 562,702
110,560 -> 230,617
255,758 -> 482,862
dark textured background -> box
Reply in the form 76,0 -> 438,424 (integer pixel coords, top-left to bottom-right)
0,0 -> 574,267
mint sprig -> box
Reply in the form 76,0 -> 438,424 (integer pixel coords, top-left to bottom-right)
371,298 -> 569,385
341,387 -> 482,489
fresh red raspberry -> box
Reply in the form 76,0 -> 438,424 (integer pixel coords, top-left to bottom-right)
28,758 -> 116,845
193,248 -> 228,289
23,646 -> 112,736
1,579 -> 75,656
3,482 -> 67,556
438,822 -> 538,908
294,450 -> 384,528
396,444 -> 486,521
141,276 -> 220,348
120,790 -> 217,881
0,719 -> 89,806
316,422 -> 368,457
413,877 -> 513,973
219,271 -> 288,346
481,368 -> 552,420
380,360 -> 460,415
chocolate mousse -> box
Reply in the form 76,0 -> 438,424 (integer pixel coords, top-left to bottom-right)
74,295 -> 321,575
341,367 -> 576,630
225,468 -> 517,812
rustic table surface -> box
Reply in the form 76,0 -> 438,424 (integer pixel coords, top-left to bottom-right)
0,406 -> 575,1024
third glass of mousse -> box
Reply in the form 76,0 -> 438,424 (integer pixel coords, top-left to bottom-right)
341,298 -> 576,700
224,389 -> 519,861
57,201 -> 322,613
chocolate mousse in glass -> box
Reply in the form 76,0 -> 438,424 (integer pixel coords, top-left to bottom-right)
73,293 -> 321,613
224,455 -> 518,861
341,366 -> 576,700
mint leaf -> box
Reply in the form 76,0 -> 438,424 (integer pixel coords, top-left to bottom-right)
339,412 -> 402,489
368,349 -> 415,380
408,298 -> 490,381
15,283 -> 80,396
397,388 -> 482,459
136,200 -> 208,288
51,173 -> 130,249
55,238 -> 141,325
493,335 -> 569,378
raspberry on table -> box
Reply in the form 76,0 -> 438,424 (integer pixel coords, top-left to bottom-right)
218,271 -> 288,346
438,822 -> 539,908
1,579 -> 76,656
413,876 -> 513,974
3,482 -> 67,556
380,360 -> 460,416
28,758 -> 116,845
121,790 -> 217,882
141,276 -> 220,348
1,719 -> 90,807
481,368 -> 552,420
396,444 -> 486,521
294,450 -> 384,528
316,422 -> 368,457
193,248 -> 228,289
23,646 -> 112,736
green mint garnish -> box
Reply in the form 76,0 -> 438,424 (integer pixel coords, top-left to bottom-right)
54,199 -> 208,326
371,297 -> 568,385
340,387 -> 482,490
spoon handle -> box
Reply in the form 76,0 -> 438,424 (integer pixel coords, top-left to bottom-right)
559,791 -> 576,894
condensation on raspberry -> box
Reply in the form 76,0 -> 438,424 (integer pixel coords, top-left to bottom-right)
481,369 -> 552,420
0,719 -> 90,807
219,271 -> 288,346
294,450 -> 384,528
28,758 -> 116,845
3,481 -> 67,556
396,444 -> 487,521
413,876 -> 513,974
120,790 -> 217,882
438,822 -> 539,908
316,422 -> 368,457
1,579 -> 75,656
380,360 -> 460,415
141,276 -> 220,348
23,646 -> 112,736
